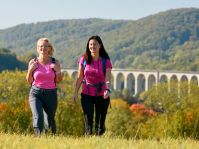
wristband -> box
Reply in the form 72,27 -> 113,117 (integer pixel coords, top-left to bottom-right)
106,81 -> 110,84
106,88 -> 112,93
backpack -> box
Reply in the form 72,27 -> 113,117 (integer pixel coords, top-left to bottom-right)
83,58 -> 107,76
51,57 -> 56,72
51,57 -> 56,64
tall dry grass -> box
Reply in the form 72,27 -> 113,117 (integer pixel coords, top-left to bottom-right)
0,133 -> 199,149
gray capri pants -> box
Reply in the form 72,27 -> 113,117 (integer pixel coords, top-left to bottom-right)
29,86 -> 57,134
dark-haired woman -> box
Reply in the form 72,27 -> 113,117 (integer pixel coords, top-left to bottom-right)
73,35 -> 112,135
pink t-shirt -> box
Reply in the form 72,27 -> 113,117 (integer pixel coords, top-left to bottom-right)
32,62 -> 56,89
79,56 -> 112,96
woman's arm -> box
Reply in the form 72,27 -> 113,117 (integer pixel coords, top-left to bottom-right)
105,68 -> 112,89
54,60 -> 62,83
104,68 -> 112,99
73,65 -> 84,102
26,59 -> 37,85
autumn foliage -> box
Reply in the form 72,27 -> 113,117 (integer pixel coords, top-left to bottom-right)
130,103 -> 157,117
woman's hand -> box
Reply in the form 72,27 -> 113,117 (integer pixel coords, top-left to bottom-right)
50,61 -> 61,72
28,60 -> 38,73
51,60 -> 62,83
26,59 -> 38,84
103,89 -> 111,99
72,94 -> 78,103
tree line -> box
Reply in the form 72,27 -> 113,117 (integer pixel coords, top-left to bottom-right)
0,8 -> 199,71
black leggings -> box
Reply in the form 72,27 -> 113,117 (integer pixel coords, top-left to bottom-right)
81,93 -> 110,135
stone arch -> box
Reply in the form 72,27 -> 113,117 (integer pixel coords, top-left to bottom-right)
160,75 -> 168,83
190,76 -> 199,94
180,75 -> 188,82
148,74 -> 156,90
137,74 -> 145,94
170,75 -> 178,93
170,75 -> 178,83
62,71 -> 69,77
159,75 -> 169,91
190,76 -> 198,85
180,75 -> 188,96
116,73 -> 124,90
127,73 -> 135,94
71,71 -> 78,79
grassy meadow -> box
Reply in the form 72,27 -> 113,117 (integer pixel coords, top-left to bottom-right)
0,133 -> 199,149
2,71 -> 199,148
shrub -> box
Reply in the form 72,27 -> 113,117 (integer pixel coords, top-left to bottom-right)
138,81 -> 199,139
106,101 -> 134,138
130,103 -> 157,117
56,100 -> 83,136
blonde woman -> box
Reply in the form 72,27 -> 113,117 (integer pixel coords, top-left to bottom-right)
26,38 -> 62,136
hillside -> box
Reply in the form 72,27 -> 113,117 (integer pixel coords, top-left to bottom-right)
0,8 -> 199,71
0,48 -> 26,71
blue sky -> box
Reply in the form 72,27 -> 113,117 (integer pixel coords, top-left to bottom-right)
0,0 -> 199,29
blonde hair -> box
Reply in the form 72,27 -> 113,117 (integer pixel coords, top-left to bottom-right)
37,38 -> 55,56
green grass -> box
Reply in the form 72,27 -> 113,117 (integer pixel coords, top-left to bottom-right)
0,133 -> 199,149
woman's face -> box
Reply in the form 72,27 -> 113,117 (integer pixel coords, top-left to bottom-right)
89,39 -> 100,56
37,40 -> 51,56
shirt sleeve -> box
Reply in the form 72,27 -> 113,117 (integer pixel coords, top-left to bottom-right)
78,56 -> 84,67
106,59 -> 112,69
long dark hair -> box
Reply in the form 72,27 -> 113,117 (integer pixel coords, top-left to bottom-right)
83,35 -> 110,64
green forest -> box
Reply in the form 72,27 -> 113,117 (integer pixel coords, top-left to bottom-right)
0,8 -> 199,71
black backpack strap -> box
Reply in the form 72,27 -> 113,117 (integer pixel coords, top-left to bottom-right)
51,57 -> 56,64
33,57 -> 38,62
102,58 -> 106,76
51,57 -> 57,86
51,57 -> 56,73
